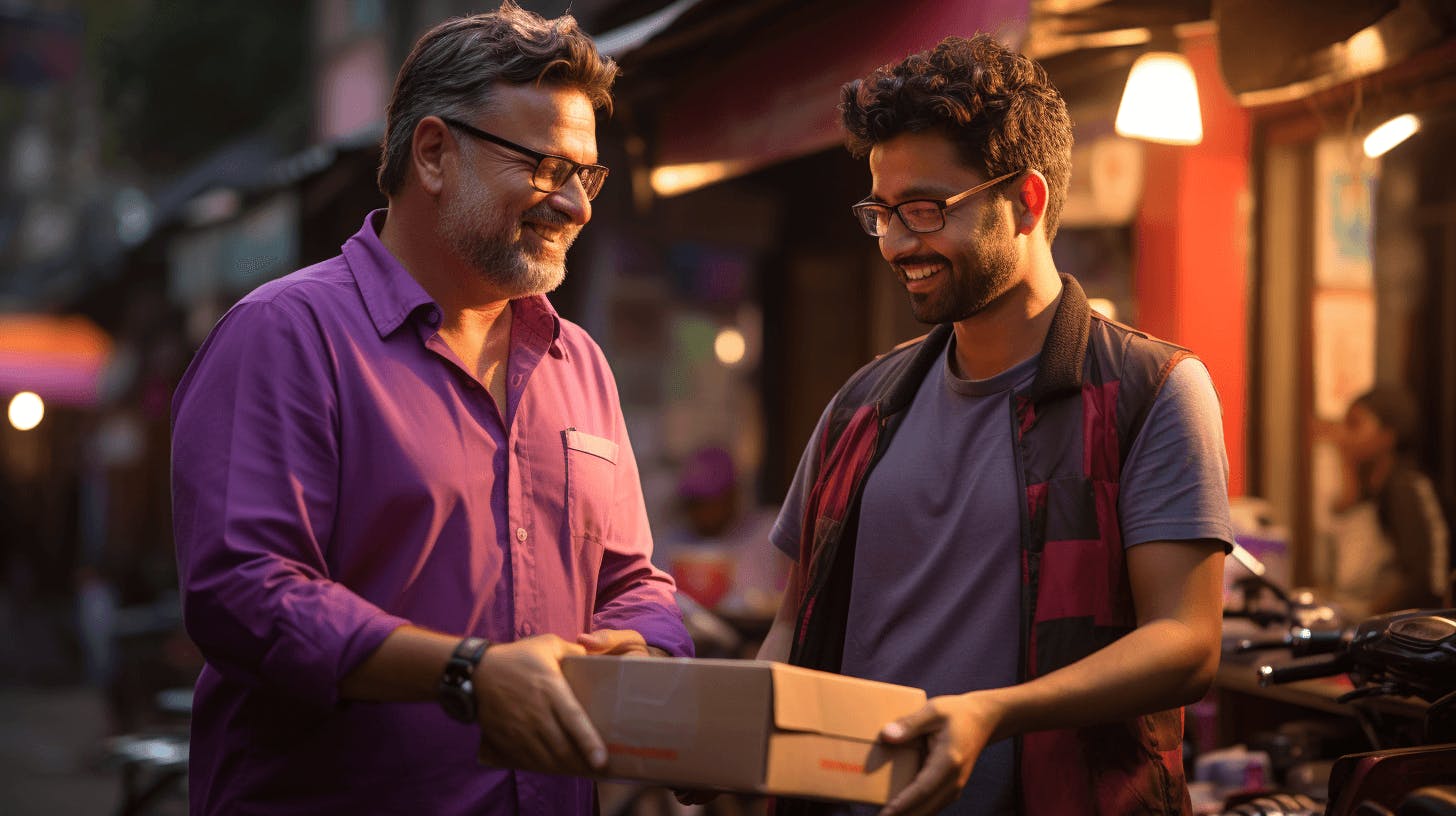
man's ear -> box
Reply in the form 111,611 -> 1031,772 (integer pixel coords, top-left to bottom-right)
411,116 -> 452,197
1014,170 -> 1049,236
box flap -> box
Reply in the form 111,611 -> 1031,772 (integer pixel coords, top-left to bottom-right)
769,663 -> 927,741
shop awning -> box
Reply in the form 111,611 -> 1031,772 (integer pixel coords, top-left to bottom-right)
0,314 -> 113,407
647,0 -> 1030,196
593,0 -> 710,58
1214,0 -> 1455,106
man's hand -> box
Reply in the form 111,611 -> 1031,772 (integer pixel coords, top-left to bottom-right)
473,634 -> 606,775
577,628 -> 663,657
877,692 -> 1004,816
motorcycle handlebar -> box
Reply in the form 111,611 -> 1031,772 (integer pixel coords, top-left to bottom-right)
1257,655 -> 1353,686
1235,626 -> 1346,655
1236,638 -> 1290,653
1288,626 -> 1346,654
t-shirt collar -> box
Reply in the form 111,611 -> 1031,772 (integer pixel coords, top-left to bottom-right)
943,333 -> 1041,397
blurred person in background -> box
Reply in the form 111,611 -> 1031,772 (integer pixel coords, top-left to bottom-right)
657,445 -> 785,620
170,4 -> 690,815
756,34 -> 1231,816
1325,386 -> 1451,617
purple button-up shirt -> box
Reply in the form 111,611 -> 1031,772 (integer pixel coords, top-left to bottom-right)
172,211 -> 691,815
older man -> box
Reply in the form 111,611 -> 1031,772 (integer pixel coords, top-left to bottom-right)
171,4 -> 690,814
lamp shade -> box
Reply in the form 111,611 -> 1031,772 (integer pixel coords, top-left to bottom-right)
1115,51 -> 1204,145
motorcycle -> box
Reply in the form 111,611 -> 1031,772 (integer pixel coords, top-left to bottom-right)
1217,544 -> 1456,815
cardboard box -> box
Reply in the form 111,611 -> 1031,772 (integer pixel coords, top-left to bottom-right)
561,655 -> 926,804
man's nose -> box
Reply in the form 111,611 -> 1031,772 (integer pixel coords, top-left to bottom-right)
547,176 -> 592,226
878,216 -> 922,261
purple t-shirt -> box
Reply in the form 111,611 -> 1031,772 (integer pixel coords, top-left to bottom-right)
773,333 -> 1232,816
172,211 -> 691,816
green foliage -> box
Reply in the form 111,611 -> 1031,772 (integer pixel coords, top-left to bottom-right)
93,0 -> 308,173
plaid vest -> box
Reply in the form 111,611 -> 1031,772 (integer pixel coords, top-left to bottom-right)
784,275 -> 1195,815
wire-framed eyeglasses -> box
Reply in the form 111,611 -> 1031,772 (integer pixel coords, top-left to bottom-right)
851,170 -> 1022,237
439,116 -> 610,200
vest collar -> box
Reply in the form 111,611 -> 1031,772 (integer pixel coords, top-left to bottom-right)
1025,273 -> 1090,402
878,274 -> 1090,416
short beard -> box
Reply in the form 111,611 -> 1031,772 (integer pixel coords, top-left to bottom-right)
906,208 -> 1018,324
438,190 -> 575,299
908,243 -> 1016,324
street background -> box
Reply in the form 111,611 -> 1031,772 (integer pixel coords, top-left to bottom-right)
3,1 -> 1455,813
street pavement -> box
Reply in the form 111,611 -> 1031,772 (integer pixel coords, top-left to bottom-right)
0,684 -> 181,815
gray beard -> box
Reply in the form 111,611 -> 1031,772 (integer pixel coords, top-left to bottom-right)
438,198 -> 571,299
454,228 -> 567,297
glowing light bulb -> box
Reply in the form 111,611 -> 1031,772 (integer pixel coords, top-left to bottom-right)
8,391 -> 44,431
1363,114 -> 1419,158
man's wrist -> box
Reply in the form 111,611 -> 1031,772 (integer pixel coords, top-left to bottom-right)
438,636 -> 491,723
964,688 -> 1015,742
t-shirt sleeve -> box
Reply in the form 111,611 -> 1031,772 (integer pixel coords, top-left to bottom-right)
769,401 -> 835,562
1118,357 -> 1235,550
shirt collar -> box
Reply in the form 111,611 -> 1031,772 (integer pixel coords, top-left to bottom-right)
342,209 -> 568,360
342,209 -> 437,338
512,292 -> 568,362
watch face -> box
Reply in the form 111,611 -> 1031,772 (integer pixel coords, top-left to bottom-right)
440,686 -> 474,723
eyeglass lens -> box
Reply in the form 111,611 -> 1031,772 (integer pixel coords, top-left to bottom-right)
535,158 -> 608,200
857,201 -> 946,236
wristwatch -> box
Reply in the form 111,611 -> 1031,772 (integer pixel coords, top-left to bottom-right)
438,636 -> 490,724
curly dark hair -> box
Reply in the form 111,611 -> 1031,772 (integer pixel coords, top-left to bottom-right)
376,1 -> 618,196
840,34 -> 1074,241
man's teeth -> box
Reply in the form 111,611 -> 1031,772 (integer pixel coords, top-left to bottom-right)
903,265 -> 940,281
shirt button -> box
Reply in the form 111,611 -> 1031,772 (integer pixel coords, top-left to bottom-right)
427,308 -> 441,325
515,528 -> 528,542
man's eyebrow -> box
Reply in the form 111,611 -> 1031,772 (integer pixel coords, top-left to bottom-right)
865,185 -> 959,203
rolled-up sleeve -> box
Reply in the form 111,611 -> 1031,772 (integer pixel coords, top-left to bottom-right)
172,297 -> 408,710
590,392 -> 694,658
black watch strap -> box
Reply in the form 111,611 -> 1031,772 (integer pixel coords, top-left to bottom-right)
438,636 -> 490,723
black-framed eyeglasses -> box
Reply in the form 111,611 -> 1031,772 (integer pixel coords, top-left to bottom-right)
439,116 -> 610,200
851,169 -> 1022,237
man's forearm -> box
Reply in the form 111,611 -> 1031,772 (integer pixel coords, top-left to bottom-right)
979,539 -> 1226,740
340,624 -> 458,702
982,617 -> 1218,742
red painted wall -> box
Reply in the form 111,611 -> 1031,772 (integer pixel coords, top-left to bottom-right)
1134,28 -> 1250,497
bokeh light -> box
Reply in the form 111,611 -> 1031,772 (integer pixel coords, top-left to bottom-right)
713,328 -> 746,366
8,391 -> 45,431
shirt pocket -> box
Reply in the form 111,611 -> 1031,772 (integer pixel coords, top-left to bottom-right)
563,428 -> 618,544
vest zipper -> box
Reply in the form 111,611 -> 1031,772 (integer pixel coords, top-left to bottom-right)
1009,393 -> 1034,816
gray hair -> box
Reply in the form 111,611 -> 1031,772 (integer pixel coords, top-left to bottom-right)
376,1 -> 617,196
